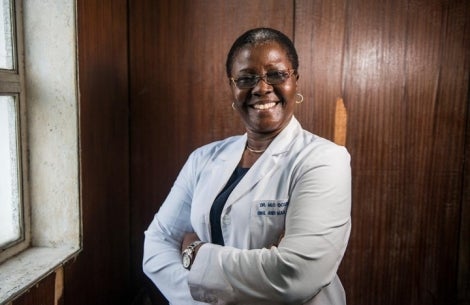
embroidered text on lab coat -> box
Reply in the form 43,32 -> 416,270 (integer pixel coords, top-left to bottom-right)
254,200 -> 289,216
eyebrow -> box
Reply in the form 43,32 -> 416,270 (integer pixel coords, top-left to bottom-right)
236,66 -> 289,74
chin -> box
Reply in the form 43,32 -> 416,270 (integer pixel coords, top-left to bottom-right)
250,122 -> 284,134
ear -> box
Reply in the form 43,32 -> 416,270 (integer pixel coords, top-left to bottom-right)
294,73 -> 300,88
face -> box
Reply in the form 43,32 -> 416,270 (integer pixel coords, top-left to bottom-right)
229,42 -> 298,137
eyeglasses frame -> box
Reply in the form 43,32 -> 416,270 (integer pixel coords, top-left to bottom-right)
229,69 -> 297,89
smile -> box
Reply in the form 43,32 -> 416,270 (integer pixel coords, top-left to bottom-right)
252,102 -> 278,110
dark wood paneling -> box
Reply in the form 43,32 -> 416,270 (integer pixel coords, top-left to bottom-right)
458,0 -> 470,297
297,0 -> 470,304
460,88 -> 470,303
129,0 -> 294,302
11,272 -> 55,305
64,0 -> 131,305
294,0 -> 348,139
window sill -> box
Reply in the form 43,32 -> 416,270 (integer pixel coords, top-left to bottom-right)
0,246 -> 80,304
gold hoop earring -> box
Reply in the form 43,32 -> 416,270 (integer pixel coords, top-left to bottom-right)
295,93 -> 304,104
232,102 -> 236,110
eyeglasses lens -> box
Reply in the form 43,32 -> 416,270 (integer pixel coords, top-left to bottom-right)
234,70 -> 292,89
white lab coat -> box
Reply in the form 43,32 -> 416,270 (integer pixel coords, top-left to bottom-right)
143,117 -> 351,305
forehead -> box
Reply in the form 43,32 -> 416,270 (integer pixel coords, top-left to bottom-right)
232,42 -> 291,72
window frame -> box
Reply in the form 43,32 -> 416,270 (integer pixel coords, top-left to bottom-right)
0,0 -> 80,302
0,0 -> 31,262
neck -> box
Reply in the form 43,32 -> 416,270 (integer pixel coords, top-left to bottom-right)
245,137 -> 273,154
245,130 -> 279,153
246,144 -> 266,153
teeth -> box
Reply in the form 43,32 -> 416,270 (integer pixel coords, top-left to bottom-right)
253,102 -> 276,110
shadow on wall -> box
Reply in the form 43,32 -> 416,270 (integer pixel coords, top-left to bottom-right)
131,283 -> 167,305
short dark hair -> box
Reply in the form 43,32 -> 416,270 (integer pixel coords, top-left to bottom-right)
225,27 -> 299,77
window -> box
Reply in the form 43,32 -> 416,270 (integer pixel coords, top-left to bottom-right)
0,0 -> 14,69
0,95 -> 21,246
0,0 -> 80,302
0,0 -> 29,261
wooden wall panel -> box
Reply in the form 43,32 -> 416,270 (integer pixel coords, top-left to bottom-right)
64,0 -> 131,305
294,0 -> 348,139
460,90 -> 470,303
296,0 -> 470,304
446,2 -> 470,303
11,272 -> 55,305
129,1 -> 295,301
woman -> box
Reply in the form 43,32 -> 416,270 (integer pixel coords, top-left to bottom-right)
143,28 -> 351,305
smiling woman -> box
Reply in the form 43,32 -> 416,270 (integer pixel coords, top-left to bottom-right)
143,28 -> 352,305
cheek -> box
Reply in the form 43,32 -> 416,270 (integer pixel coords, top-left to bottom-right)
232,88 -> 247,103
279,83 -> 297,102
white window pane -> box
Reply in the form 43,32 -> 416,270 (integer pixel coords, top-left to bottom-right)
0,95 -> 22,247
0,0 -> 14,70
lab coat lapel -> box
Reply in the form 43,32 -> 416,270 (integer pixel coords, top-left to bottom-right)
225,117 -> 301,208
226,151 -> 280,207
199,135 -> 247,210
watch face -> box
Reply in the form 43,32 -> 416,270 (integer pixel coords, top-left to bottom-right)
183,253 -> 191,269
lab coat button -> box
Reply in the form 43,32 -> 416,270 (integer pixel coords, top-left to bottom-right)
222,215 -> 231,225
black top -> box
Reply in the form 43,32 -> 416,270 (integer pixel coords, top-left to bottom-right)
209,166 -> 249,246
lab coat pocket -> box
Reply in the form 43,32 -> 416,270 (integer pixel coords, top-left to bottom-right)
250,199 -> 289,248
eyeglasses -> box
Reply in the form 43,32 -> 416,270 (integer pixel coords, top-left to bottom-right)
230,69 -> 296,89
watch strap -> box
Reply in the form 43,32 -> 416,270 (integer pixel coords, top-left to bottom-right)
187,240 -> 203,252
182,240 -> 203,269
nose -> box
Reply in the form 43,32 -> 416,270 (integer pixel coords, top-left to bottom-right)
252,77 -> 272,95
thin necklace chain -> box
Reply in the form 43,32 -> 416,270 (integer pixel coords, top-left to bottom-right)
246,145 -> 266,154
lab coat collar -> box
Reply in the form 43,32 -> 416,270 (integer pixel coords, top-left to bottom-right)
216,116 -> 301,161
224,116 -> 302,209
264,115 -> 301,156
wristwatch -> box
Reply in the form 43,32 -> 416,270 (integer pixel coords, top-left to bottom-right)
182,240 -> 203,270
